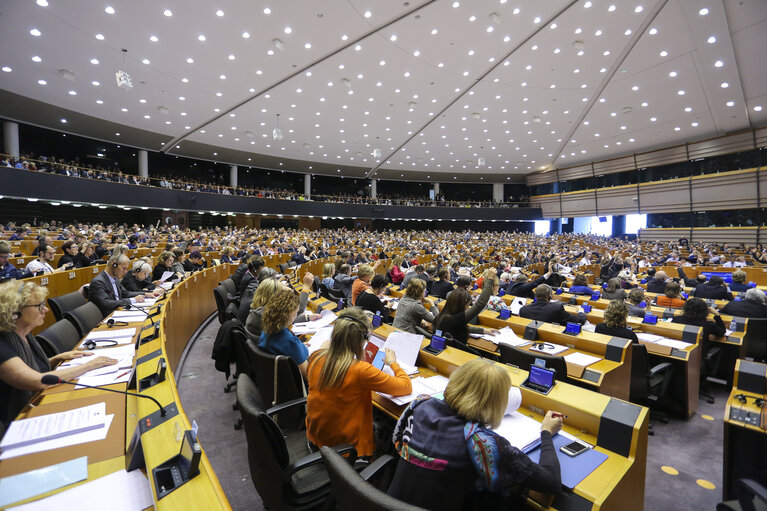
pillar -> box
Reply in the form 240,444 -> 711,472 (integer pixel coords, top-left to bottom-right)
138,149 -> 148,179
370,179 -> 377,199
230,165 -> 238,188
3,121 -> 19,158
304,174 -> 311,199
492,183 -> 504,202
433,182 -> 440,199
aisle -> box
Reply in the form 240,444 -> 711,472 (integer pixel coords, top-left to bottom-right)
178,320 -> 727,511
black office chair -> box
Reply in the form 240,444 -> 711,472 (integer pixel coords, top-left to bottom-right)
629,343 -> 674,435
63,302 -> 104,338
320,447 -> 425,511
325,286 -> 346,304
213,285 -> 230,325
318,283 -> 332,301
237,373 -> 356,511
279,262 -> 291,274
498,344 -> 568,377
81,284 -> 90,301
36,319 -> 82,358
700,345 -> 724,404
742,318 -> 767,363
247,340 -> 307,430
219,278 -> 238,298
47,290 -> 87,322
231,326 -> 255,430
717,479 -> 767,511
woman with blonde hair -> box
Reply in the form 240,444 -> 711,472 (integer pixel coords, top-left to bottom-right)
388,358 -> 563,510
0,282 -> 117,426
152,250 -> 180,281
257,288 -> 308,377
320,263 -> 336,289
306,308 -> 411,458
595,300 -> 638,343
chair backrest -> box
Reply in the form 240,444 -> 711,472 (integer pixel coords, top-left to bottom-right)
321,447 -> 427,511
47,291 -> 87,322
497,344 -> 567,378
236,373 -> 293,509
63,302 -> 104,338
743,318 -> 767,362
219,278 -> 237,297
36,319 -> 82,357
231,325 -> 254,379
279,263 -> 291,274
629,343 -> 650,403
319,283 -> 332,300
213,285 -> 229,325
246,340 -> 306,429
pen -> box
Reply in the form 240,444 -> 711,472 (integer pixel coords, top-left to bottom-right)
115,370 -> 131,379
552,412 -> 568,419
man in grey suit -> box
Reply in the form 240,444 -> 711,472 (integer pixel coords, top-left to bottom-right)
89,254 -> 157,316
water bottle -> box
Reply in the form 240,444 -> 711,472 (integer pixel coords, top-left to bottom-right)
729,319 -> 736,332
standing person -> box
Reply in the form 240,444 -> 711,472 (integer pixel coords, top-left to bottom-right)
305,308 -> 412,458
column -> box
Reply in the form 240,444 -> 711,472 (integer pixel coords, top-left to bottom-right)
138,149 -> 148,179
230,165 -> 238,188
370,179 -> 377,199
492,183 -> 504,202
433,182 -> 440,199
3,121 -> 19,158
304,174 -> 311,199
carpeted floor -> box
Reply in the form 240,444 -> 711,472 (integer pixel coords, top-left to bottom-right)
177,318 -> 728,511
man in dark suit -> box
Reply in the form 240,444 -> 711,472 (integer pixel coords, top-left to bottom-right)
692,275 -> 733,301
677,267 -> 707,288
646,271 -> 669,293
519,284 -> 587,326
720,289 -> 767,319
89,254 -> 156,316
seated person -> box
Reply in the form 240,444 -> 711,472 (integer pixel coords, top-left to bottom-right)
72,242 -> 99,268
306,308 -> 412,458
568,273 -> 592,295
388,358 -> 562,511
351,263 -> 375,305
656,281 -> 686,308
671,297 -> 725,354
433,270 -> 499,345
220,246 -> 237,264
430,267 -> 455,299
721,288 -> 767,319
677,266 -> 707,288
627,288 -> 647,317
320,263 -> 336,290
333,264 -> 356,302
182,250 -> 206,272
57,240 -> 79,269
121,261 -> 158,293
169,247 -> 187,275
356,274 -> 392,320
290,247 -> 308,265
692,275 -> 733,301
89,254 -> 156,316
392,278 -> 438,333
389,255 -> 405,284
152,251 -> 182,282
257,288 -> 309,378
238,255 -> 265,296
0,281 -> 117,427
508,261 -> 556,298
401,265 -> 430,289
24,244 -> 64,274
0,242 -> 25,280
602,278 -> 627,301
595,300 -> 638,343
646,271 -> 668,294
729,270 -> 750,293
519,284 -> 586,326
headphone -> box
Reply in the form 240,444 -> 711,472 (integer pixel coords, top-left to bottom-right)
82,339 -> 119,350
106,318 -> 130,327
339,315 -> 370,339
531,342 -> 556,351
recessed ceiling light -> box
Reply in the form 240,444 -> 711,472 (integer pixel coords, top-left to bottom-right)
37,79 -> 46,85
96,99 -> 103,104
649,28 -> 658,35
699,8 -> 709,15
284,26 -> 292,34
632,85 -> 639,91
603,50 -> 610,56
625,29 -> 632,35
304,42 -> 311,49
1,66 -> 11,73
219,74 -> 226,79
242,31 -> 250,38
163,8 -> 172,16
677,90 -> 685,95
105,6 -> 115,14
364,10 -> 372,18
595,29 -> 602,36
707,36 -> 716,44
727,100 -> 735,107
216,92 -> 222,96
650,116 -> 657,122
68,90 -> 77,95
150,35 -> 159,42
714,60 -> 723,68
198,34 -> 206,41
91,80 -> 100,86
608,5 -> 616,12
139,98 -> 147,103
121,107 -> 128,112
142,58 -> 150,65
36,0 -> 48,6
533,16 -> 541,23
431,28 -> 438,35
669,71 -> 677,77
379,60 -> 385,66
181,77 -> 189,82
60,118 -> 67,123
755,106 -> 763,112
186,57 -> 194,63
721,82 -> 729,88
95,33 -> 104,40
634,5 -> 643,13
660,50 -> 668,57
684,106 -> 692,112
30,28 -> 42,37
216,9 -> 224,16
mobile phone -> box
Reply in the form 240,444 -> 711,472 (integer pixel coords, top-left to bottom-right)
560,440 -> 589,457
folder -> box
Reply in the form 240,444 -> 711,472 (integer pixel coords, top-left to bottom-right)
526,433 -> 608,489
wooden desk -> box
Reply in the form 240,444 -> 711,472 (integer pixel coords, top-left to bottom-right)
0,264 -> 236,509
722,359 -> 767,500
370,324 -> 649,511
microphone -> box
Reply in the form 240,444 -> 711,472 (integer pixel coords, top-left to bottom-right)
41,374 -> 166,416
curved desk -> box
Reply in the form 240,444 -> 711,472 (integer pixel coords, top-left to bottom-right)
0,264 -> 236,509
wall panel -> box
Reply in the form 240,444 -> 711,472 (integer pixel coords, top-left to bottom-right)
560,190 -> 597,217
691,170 -> 758,211
636,179 -> 691,214
596,186 -> 640,216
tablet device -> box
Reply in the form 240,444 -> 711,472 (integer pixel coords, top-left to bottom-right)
521,365 -> 556,395
371,312 -> 382,328
371,349 -> 386,370
563,322 -> 581,335
643,314 -> 658,324
498,309 -> 511,320
581,304 -> 592,313
422,334 -> 446,356
590,293 -> 600,301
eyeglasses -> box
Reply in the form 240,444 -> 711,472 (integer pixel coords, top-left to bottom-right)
21,302 -> 46,313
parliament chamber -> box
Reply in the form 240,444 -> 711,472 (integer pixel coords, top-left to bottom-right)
1,0 -> 767,510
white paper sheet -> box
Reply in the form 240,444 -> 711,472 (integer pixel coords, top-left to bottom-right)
105,312 -> 147,323
83,328 -> 136,341
130,298 -> 157,308
291,309 -> 338,334
7,468 -> 153,511
636,333 -> 665,343
377,377 -> 442,406
159,271 -> 175,282
75,369 -> 132,389
493,411 -> 542,452
483,326 -> 528,347
0,415 -> 113,461
1,403 -> 106,451
509,297 -> 527,315
564,352 -> 602,367
655,338 -> 693,350
529,342 -> 569,355
383,331 -> 423,368
304,325 -> 334,355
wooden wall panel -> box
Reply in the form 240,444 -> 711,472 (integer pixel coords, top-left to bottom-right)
691,170 -> 758,211
560,190 -> 597,217
596,186 -> 640,216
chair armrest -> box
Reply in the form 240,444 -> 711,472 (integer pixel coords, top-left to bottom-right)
266,397 -> 307,417
737,479 -> 767,510
359,454 -> 396,481
648,362 -> 673,378
286,443 -> 357,475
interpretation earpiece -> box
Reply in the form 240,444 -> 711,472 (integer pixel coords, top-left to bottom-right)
11,311 -> 20,321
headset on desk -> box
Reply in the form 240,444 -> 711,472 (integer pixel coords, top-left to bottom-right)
82,339 -> 119,350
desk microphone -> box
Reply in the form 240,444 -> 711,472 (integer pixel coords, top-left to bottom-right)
41,374 -> 167,417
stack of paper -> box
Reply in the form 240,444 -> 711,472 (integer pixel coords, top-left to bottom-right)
493,411 -> 544,453
130,298 -> 158,308
564,352 -> 602,368
82,328 -> 136,343
382,331 -> 422,367
509,298 -> 527,315
378,377 -> 445,406
59,344 -> 135,377
159,271 -> 176,282
292,310 -> 338,335
106,311 -> 148,323
655,338 -> 692,350
304,325 -> 334,356
481,326 -> 529,347
636,333 -> 664,343
0,404 -> 114,461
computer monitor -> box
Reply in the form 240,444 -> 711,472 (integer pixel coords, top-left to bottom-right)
529,365 -> 555,388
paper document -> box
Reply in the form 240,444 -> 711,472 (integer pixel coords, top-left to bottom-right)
7,468 -> 153,511
292,309 -> 338,335
59,345 -> 135,374
529,342 -> 569,355
383,331 -> 423,368
509,297 -> 527,315
493,411 -> 543,453
304,325 -> 334,356
564,352 -> 602,367
75,370 -> 132,389
106,311 -> 147,322
0,414 -> 113,461
1,403 -> 106,451
655,338 -> 692,350
0,456 -> 88,509
159,271 -> 175,282
378,377 -> 444,406
483,326 -> 528,347
131,298 -> 158,308
636,333 -> 665,343
83,328 -> 136,341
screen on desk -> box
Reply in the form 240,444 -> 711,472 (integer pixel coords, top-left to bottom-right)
372,313 -> 382,328
430,335 -> 446,350
702,271 -> 733,284
529,366 -> 555,388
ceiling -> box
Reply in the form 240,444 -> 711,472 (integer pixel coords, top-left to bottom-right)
0,0 -> 764,183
